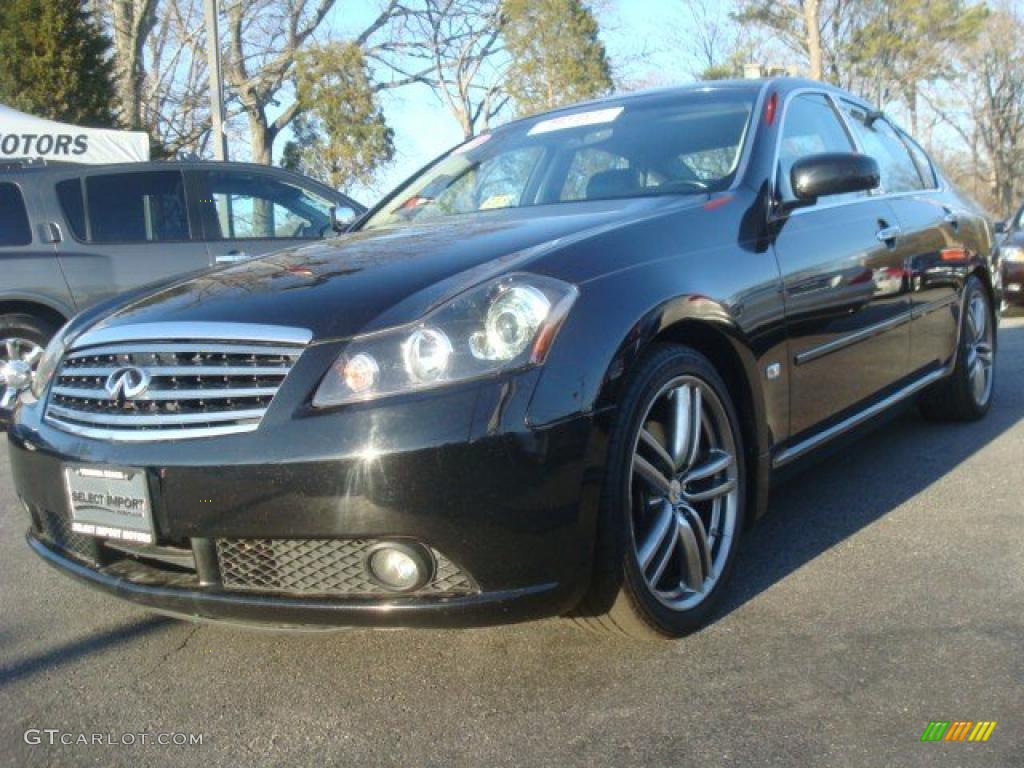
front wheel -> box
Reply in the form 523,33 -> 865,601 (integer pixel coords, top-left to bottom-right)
575,346 -> 746,639
1,313 -> 57,411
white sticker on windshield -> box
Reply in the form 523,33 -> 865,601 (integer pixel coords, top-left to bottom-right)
453,133 -> 492,154
527,106 -> 624,136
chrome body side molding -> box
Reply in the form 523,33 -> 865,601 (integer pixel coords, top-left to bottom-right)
772,367 -> 947,468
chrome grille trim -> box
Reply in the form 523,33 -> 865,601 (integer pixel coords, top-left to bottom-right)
70,322 -> 313,349
51,386 -> 281,401
47,404 -> 267,426
44,325 -> 309,442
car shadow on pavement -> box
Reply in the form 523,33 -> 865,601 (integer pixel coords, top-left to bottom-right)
716,322 -> 1024,622
0,616 -> 174,688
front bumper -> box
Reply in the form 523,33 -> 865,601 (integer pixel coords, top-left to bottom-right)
26,534 -> 568,628
9,371 -> 607,629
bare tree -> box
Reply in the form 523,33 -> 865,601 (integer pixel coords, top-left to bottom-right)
92,0 -> 159,129
924,5 -> 1024,216
144,0 -> 216,155
376,0 -> 508,139
221,0 -> 415,164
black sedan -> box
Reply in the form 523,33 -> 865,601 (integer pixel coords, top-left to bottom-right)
7,78 -> 999,639
999,202 -> 1024,308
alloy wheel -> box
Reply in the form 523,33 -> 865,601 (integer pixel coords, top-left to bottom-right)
0,337 -> 43,409
965,292 -> 994,407
629,375 -> 740,611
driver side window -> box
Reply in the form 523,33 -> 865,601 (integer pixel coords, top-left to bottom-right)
204,171 -> 339,240
778,93 -> 861,205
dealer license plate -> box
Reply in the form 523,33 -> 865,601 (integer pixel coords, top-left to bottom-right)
64,465 -> 154,544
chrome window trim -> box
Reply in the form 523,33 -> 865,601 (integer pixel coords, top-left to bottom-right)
69,322 -> 312,351
769,86 -> 948,220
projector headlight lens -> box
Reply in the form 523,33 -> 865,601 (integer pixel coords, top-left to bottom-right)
313,273 -> 578,407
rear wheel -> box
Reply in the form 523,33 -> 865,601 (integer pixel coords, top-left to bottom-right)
574,346 -> 746,639
919,276 -> 995,421
0,313 -> 58,410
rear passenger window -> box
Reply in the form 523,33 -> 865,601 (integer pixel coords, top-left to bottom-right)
0,182 -> 32,246
56,179 -> 87,240
840,103 -> 924,194
84,171 -> 190,243
902,134 -> 937,189
778,93 -> 860,203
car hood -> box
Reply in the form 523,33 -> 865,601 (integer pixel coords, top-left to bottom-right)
77,197 -> 694,343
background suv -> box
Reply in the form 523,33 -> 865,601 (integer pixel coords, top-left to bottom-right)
0,160 -> 364,413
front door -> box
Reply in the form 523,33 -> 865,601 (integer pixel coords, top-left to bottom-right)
193,168 -> 359,265
771,92 -> 911,436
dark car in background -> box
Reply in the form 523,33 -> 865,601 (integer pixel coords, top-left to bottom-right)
6,79 -> 999,639
0,160 -> 363,411
998,202 -> 1024,309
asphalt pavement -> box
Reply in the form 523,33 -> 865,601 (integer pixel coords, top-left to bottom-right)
1,318 -> 1022,768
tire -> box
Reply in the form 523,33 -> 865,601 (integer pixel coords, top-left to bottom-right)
572,345 -> 747,640
918,276 -> 995,422
0,313 -> 59,412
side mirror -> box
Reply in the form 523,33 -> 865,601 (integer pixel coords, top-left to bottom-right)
329,206 -> 345,236
788,152 -> 881,210
994,220 -> 1007,235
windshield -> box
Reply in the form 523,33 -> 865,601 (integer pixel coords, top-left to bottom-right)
363,89 -> 756,230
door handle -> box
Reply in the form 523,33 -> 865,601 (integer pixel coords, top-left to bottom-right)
876,225 -> 901,243
215,251 -> 251,264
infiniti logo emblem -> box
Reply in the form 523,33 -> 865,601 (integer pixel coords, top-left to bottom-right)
104,366 -> 152,402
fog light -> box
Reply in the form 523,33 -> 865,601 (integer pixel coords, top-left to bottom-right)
366,543 -> 432,592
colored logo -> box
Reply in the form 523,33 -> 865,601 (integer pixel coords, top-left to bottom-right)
921,721 -> 997,742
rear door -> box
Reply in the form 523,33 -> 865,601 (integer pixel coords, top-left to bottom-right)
193,168 -> 360,265
838,101 -> 960,374
0,176 -> 76,316
772,92 -> 911,436
52,168 -> 212,308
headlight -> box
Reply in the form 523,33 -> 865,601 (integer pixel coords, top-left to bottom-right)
29,322 -> 73,399
1004,246 -> 1024,263
313,274 -> 578,407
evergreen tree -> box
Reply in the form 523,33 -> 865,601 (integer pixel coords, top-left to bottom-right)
0,0 -> 117,126
502,0 -> 613,117
282,43 -> 395,191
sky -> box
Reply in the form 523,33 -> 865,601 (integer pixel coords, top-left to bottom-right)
322,0 -> 705,200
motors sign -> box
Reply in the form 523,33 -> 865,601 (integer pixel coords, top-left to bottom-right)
0,132 -> 89,159
0,103 -> 150,164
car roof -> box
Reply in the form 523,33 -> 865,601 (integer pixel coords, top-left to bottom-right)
0,158 -> 356,203
494,77 -> 874,132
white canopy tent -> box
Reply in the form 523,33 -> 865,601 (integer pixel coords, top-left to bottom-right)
0,104 -> 149,164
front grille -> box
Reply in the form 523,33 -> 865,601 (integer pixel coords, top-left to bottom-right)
32,505 -> 102,564
44,340 -> 304,441
216,539 -> 477,597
